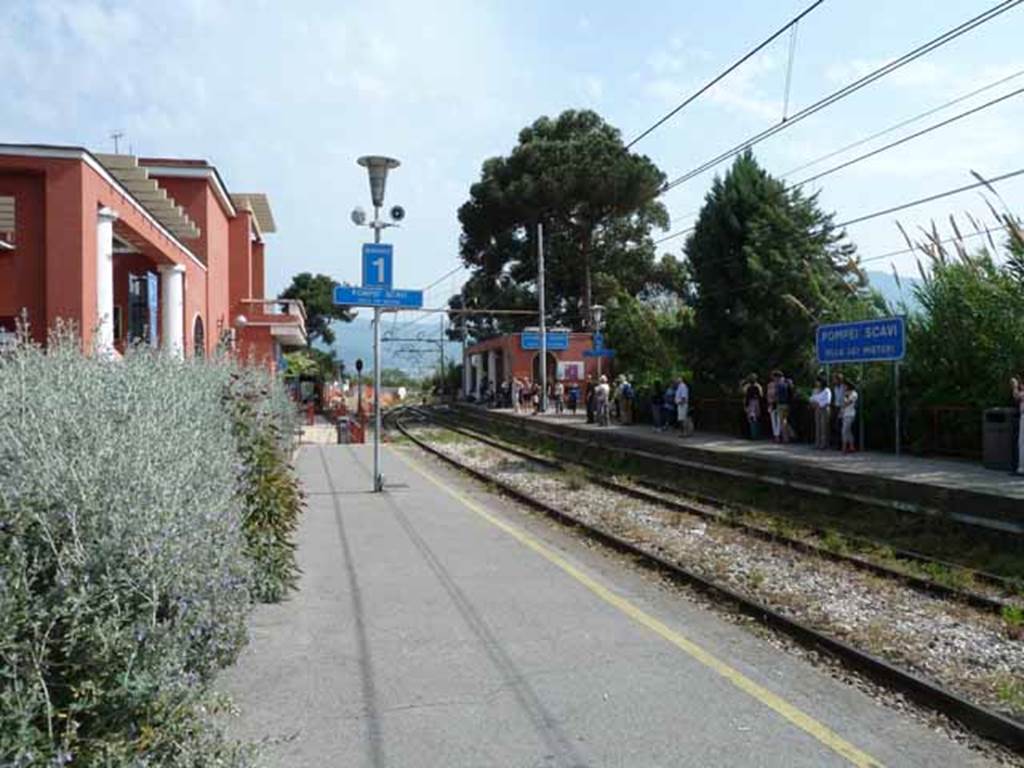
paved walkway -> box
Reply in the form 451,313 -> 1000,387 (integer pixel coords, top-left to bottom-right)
217,444 -> 1000,767
489,408 -> 1024,501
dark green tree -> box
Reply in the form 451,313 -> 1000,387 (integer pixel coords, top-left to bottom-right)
684,152 -> 875,386
451,110 -> 675,339
279,272 -> 354,346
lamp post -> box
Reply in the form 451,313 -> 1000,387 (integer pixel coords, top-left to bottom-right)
355,155 -> 400,493
591,303 -> 605,379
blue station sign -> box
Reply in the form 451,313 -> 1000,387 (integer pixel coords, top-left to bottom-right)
816,317 -> 905,364
520,330 -> 569,351
361,243 -> 393,289
333,285 -> 424,309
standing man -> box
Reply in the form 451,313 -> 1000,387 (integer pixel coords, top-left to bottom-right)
675,376 -> 691,437
585,376 -> 597,424
831,373 -> 846,450
811,375 -> 832,450
553,379 -> 565,415
595,375 -> 611,427
1013,376 -> 1024,475
774,370 -> 792,444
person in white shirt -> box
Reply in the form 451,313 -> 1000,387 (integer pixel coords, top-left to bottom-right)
831,372 -> 846,451
841,382 -> 859,453
595,375 -> 611,426
1013,376 -> 1024,475
810,375 -> 833,450
675,378 -> 692,436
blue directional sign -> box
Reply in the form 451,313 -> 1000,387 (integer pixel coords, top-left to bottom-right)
816,317 -> 905,364
333,285 -> 423,309
361,243 -> 393,289
520,330 -> 569,350
583,329 -> 614,358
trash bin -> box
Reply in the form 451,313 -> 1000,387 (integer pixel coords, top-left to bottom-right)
982,407 -> 1017,470
336,418 -> 350,445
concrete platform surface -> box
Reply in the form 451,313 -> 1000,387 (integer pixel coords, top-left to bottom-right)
484,407 -> 1024,501
217,444 -> 1000,767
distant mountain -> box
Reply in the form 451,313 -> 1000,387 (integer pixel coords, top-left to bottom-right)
865,270 -> 920,312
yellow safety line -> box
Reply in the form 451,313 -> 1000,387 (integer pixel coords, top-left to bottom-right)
392,446 -> 884,768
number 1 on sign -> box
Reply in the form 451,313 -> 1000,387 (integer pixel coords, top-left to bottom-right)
373,257 -> 385,285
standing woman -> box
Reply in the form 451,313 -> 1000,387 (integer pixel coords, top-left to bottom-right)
744,374 -> 763,440
1013,375 -> 1024,475
766,371 -> 780,443
841,382 -> 859,453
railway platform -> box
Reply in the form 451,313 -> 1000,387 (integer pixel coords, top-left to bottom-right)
459,406 -> 1024,533
217,443 -> 999,767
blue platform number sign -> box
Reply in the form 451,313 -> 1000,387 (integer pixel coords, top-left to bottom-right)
361,243 -> 393,290
520,330 -> 569,351
816,317 -> 905,364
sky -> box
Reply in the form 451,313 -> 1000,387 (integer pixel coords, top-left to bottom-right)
3,0 -> 1023,346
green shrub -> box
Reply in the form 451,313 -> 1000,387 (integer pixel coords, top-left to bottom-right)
224,369 -> 303,603
0,331 -> 275,765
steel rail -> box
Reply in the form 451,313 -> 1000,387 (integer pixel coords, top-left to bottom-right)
451,404 -> 1024,536
446,407 -> 1021,584
394,414 -> 1024,753
415,406 -> 1016,610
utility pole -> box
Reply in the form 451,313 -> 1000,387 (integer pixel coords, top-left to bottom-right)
356,155 -> 400,493
439,315 -> 446,398
538,221 -> 547,412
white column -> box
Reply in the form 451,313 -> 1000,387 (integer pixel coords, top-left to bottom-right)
95,207 -> 118,355
473,354 -> 482,399
159,264 -> 185,359
463,349 -> 472,398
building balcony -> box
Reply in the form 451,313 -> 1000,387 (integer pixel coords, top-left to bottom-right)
239,298 -> 307,348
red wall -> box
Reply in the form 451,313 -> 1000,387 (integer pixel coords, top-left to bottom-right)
0,171 -> 46,343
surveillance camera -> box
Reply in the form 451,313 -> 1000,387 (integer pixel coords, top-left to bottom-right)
389,205 -> 405,222
351,207 -> 367,226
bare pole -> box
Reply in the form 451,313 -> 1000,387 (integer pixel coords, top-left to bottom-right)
538,221 -> 547,412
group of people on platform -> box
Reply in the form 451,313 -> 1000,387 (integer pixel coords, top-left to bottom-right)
479,369 -> 1024,468
741,371 -> 860,452
485,374 -> 639,428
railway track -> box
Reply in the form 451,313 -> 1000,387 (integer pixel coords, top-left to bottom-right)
409,406 -> 1018,613
393,409 -> 1024,754
441,405 -> 1023,586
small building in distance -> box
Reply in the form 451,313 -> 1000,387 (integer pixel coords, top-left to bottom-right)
463,329 -> 608,399
0,144 -> 304,368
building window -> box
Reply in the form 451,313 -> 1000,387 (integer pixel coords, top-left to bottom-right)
193,315 -> 205,359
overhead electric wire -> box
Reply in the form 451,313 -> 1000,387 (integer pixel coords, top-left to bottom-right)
662,68 -> 1024,234
794,85 -> 1024,188
625,0 -> 827,149
782,66 -> 1024,178
834,167 -> 1024,228
661,0 -> 1024,193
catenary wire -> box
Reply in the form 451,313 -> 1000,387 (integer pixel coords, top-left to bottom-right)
663,68 -> 1024,233
661,0 -> 1023,193
625,0 -> 827,148
782,66 -> 1024,178
794,85 -> 1024,187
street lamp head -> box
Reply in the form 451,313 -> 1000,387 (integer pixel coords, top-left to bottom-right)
357,155 -> 401,208
590,304 -> 605,328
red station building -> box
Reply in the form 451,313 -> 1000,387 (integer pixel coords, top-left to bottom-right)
0,144 -> 305,366
463,330 -> 607,399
